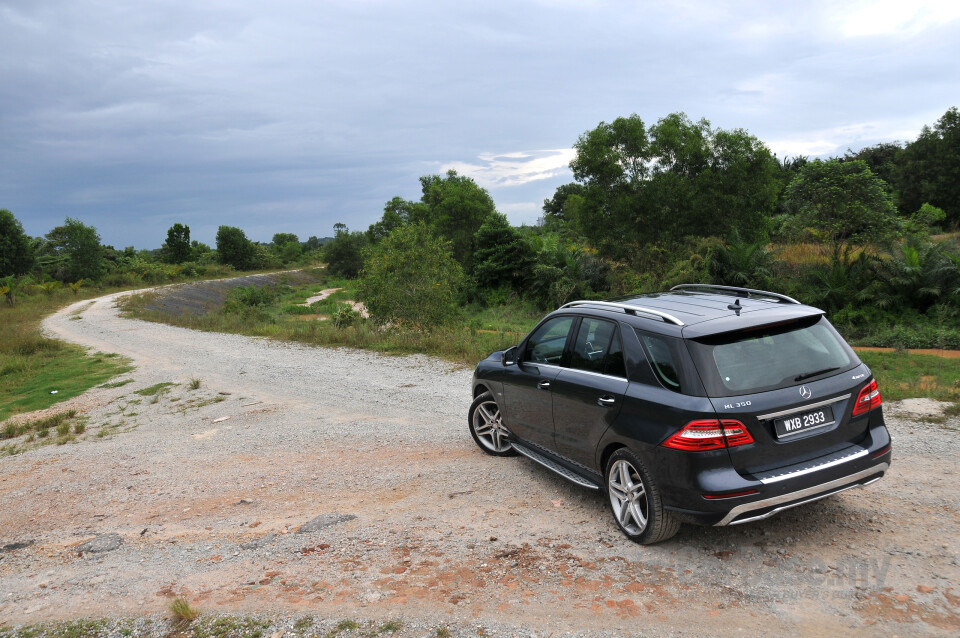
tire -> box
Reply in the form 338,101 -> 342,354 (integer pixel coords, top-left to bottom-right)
605,448 -> 680,544
468,391 -> 516,456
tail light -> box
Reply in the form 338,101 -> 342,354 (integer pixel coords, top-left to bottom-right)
852,379 -> 882,416
662,419 -> 754,451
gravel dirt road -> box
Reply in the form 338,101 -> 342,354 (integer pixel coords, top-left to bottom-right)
1,283 -> 958,636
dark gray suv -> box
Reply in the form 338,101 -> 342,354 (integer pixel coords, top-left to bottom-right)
469,285 -> 891,544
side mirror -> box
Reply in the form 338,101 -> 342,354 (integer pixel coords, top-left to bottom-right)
501,345 -> 518,366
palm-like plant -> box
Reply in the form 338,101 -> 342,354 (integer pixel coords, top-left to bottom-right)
877,236 -> 960,313
804,248 -> 878,314
709,232 -> 775,289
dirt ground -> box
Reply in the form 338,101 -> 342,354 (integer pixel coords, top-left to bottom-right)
0,283 -> 957,636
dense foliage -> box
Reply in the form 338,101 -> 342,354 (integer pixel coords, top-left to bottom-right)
215,225 -> 256,270
357,223 -> 464,327
0,209 -> 36,277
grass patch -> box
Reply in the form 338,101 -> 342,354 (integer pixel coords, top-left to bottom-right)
188,377 -> 202,390
373,621 -> 403,634
169,596 -> 200,626
0,289 -> 138,421
858,351 -> 960,403
326,620 -> 361,638
293,616 -> 314,633
99,378 -> 134,389
190,615 -> 269,638
2,619 -> 108,638
134,382 -> 177,397
1,410 -> 77,441
435,629 -> 451,638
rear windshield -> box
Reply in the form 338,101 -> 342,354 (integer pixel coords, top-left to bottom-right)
686,316 -> 859,397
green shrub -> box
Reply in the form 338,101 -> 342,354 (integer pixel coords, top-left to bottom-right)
333,303 -> 357,328
357,223 -> 463,327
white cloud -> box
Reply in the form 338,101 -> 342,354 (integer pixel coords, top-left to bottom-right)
838,0 -> 960,37
442,149 -> 575,188
765,118 -> 926,159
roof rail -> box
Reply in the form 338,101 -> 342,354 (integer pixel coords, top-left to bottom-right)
670,284 -> 801,305
560,300 -> 685,326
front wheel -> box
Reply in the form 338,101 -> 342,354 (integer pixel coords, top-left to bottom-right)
468,391 -> 516,456
605,448 -> 680,544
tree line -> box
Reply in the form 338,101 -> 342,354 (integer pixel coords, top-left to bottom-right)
3,107 -> 958,347
323,107 -> 959,347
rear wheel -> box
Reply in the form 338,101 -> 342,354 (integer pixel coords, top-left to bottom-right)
605,448 -> 680,544
468,391 -> 516,456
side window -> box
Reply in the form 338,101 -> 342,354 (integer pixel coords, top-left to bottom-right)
604,330 -> 626,378
521,316 -> 574,365
639,333 -> 683,393
569,318 -> 625,378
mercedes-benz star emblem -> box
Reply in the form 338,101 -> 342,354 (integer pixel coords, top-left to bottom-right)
799,386 -> 812,400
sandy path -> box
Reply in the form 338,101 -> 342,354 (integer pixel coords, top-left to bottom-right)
0,286 -> 957,636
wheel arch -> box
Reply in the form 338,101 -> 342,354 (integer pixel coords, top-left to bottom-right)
599,442 -> 628,474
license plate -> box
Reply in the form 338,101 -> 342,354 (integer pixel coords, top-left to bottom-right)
774,406 -> 835,438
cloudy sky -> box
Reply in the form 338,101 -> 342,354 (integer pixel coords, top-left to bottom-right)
2,0 -> 958,249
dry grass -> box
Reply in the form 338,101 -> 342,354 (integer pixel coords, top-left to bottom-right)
168,596 -> 200,625
771,242 -> 877,266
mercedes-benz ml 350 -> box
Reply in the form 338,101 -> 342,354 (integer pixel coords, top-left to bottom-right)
468,285 -> 891,544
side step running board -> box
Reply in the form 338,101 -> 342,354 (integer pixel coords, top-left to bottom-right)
512,442 -> 601,491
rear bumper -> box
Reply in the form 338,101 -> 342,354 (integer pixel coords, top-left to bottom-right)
659,418 -> 892,526
714,463 -> 886,526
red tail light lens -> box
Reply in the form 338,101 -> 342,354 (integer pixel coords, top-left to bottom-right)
662,419 -> 755,451
852,379 -> 882,416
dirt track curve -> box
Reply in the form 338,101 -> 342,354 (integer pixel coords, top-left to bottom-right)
0,283 -> 958,636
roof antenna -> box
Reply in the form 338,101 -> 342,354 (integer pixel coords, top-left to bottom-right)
728,298 -> 742,316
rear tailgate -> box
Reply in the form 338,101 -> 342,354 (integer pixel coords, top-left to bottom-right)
682,314 -> 874,476
709,365 -> 874,475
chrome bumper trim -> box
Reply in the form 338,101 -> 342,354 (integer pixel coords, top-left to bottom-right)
757,447 -> 869,484
757,393 -> 851,421
715,463 -> 888,526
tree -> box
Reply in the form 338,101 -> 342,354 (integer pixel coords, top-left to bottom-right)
190,240 -> 213,262
899,106 -> 960,225
366,196 -> 423,242
845,142 -> 903,195
417,170 -> 497,267
215,226 -> 255,270
471,213 -> 535,293
272,232 -> 299,246
162,223 -> 191,264
323,224 -> 367,278
271,233 -> 301,264
783,159 -> 899,249
43,218 -> 106,281
0,209 -> 36,277
568,113 -> 781,256
357,223 -> 463,327
542,183 -> 585,222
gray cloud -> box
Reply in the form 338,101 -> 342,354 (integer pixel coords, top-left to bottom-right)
2,0 -> 958,247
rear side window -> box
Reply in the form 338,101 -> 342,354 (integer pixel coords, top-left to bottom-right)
688,316 -> 857,396
638,333 -> 685,393
569,318 -> 626,378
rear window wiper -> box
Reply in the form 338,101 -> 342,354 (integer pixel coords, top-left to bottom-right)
794,367 -> 840,382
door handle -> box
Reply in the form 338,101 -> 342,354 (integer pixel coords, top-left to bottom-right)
597,395 -> 616,407
537,380 -> 551,390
